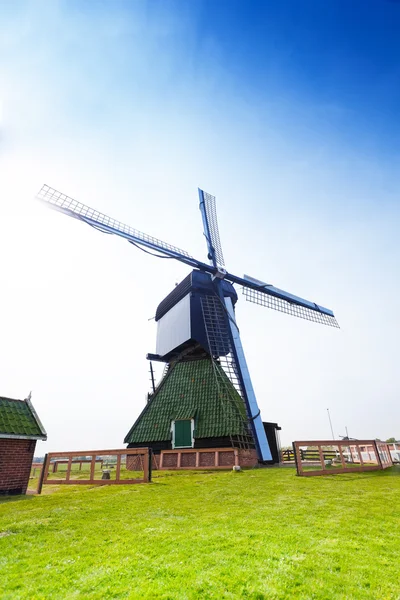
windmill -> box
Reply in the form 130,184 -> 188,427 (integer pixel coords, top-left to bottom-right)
36,185 -> 338,463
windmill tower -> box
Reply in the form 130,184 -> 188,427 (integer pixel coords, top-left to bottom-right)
125,269 -> 272,465
37,185 -> 338,465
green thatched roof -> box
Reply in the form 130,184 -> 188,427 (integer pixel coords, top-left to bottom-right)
124,358 -> 247,444
0,396 -> 47,440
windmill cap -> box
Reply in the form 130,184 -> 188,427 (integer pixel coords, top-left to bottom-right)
155,270 -> 237,322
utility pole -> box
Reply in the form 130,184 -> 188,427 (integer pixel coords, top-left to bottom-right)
327,408 -> 335,440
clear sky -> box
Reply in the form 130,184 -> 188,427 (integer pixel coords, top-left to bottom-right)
1,0 -> 399,454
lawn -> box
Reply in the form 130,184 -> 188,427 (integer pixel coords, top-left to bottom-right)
1,466 -> 400,599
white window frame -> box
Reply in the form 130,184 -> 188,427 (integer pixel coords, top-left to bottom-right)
171,419 -> 195,449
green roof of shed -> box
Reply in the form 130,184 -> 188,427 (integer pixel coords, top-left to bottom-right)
124,358 -> 248,444
0,396 -> 47,440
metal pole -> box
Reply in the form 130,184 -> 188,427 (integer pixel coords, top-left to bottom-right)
327,408 -> 335,440
149,362 -> 156,394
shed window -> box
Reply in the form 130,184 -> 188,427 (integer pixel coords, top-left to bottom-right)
172,419 -> 194,449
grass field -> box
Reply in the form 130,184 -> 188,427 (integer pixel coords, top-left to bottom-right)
1,466 -> 400,599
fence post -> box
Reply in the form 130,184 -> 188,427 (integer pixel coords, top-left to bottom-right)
374,441 -> 383,469
292,442 -> 301,476
66,457 -> 72,482
338,445 -> 346,468
147,449 -> 152,482
37,454 -> 49,495
143,449 -> 149,482
357,445 -> 364,466
90,456 -> 96,481
317,445 -> 325,470
116,455 -> 121,482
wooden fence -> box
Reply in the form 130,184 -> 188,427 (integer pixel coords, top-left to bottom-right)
51,458 -> 103,473
282,448 -> 338,462
293,440 -> 393,477
37,448 -> 151,493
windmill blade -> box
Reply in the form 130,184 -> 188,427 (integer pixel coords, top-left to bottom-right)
200,292 -> 272,462
226,273 -> 339,328
198,189 -> 226,271
37,184 -> 203,268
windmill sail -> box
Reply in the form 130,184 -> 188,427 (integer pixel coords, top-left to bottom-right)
198,189 -> 226,271
239,276 -> 339,328
36,185 -> 197,265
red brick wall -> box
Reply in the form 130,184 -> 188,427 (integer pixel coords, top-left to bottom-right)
162,453 -> 178,468
238,449 -> 258,467
181,452 -> 196,468
219,451 -> 235,466
199,451 -> 219,467
0,438 -> 36,495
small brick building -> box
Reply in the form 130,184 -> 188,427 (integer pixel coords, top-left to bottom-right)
0,394 -> 47,495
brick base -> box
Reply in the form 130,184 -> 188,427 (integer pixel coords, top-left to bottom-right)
238,449 -> 258,467
0,438 -> 36,495
126,447 -> 259,470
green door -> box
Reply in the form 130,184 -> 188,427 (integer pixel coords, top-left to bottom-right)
174,420 -> 192,448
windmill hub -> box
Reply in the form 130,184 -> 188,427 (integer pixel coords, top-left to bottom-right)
212,267 -> 227,280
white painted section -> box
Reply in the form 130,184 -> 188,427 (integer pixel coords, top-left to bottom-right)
156,293 -> 191,357
171,419 -> 195,449
224,297 -> 273,462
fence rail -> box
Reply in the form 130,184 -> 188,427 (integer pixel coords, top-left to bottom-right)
292,440 -> 393,477
282,448 -> 339,462
37,448 -> 151,493
50,458 -> 104,473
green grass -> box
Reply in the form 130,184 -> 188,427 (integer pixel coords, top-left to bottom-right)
1,467 -> 400,599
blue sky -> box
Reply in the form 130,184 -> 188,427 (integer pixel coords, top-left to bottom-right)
194,0 -> 400,146
0,0 -> 399,452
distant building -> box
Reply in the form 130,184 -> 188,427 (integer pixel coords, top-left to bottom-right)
0,394 -> 47,495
